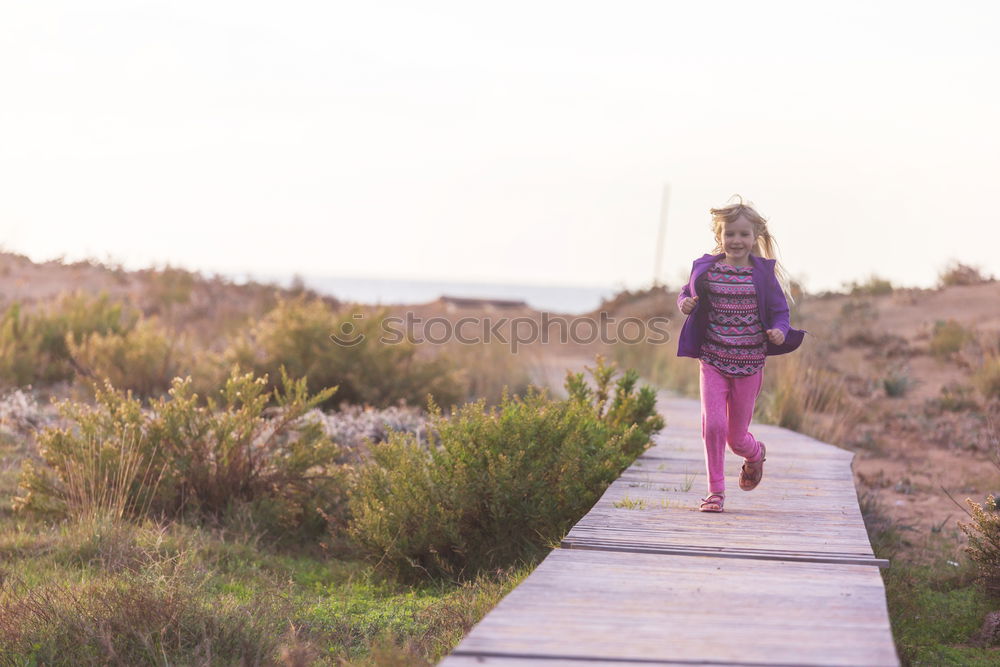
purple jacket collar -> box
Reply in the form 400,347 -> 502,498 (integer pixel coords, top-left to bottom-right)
675,253 -> 806,358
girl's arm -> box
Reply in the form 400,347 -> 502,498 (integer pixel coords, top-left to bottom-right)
677,281 -> 694,312
767,267 -> 791,336
677,261 -> 699,311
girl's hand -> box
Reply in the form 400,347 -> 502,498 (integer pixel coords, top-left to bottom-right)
679,295 -> 699,315
766,329 -> 785,345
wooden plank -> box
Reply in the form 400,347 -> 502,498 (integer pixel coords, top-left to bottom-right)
441,548 -> 898,666
562,396 -> 883,567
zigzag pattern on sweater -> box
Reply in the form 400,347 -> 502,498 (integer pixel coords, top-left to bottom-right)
714,312 -> 759,326
708,324 -> 762,336
708,284 -> 756,296
701,358 -> 762,377
708,270 -> 753,283
699,260 -> 765,378
701,341 -> 765,359
705,295 -> 758,308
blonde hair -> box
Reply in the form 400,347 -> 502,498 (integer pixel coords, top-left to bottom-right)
709,195 -> 795,305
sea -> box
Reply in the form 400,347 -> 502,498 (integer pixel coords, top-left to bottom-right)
231,273 -> 621,315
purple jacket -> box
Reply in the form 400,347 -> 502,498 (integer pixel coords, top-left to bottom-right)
676,252 -> 807,358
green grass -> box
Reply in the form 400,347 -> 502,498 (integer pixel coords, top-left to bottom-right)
882,556 -> 997,665
612,494 -> 647,509
0,515 -> 531,665
860,491 -> 999,664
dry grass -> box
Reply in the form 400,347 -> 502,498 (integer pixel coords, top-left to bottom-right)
442,338 -> 538,407
611,341 -> 699,398
58,431 -> 164,524
754,350 -> 861,447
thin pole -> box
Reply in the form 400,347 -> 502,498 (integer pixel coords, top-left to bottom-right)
653,183 -> 670,286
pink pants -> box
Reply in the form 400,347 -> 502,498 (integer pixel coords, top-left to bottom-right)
699,360 -> 765,494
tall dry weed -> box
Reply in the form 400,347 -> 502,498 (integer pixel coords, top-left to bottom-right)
59,429 -> 165,524
442,337 -> 536,407
754,351 -> 860,445
611,341 -> 699,398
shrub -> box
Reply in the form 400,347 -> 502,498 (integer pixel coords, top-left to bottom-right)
0,291 -> 137,387
141,264 -> 196,309
883,366 -> 916,398
959,495 -> 1000,598
846,275 -> 893,296
939,261 -> 994,287
224,295 -> 462,409
15,366 -> 347,541
347,356 -> 664,582
925,382 -> 979,413
66,316 -> 191,399
839,298 -> 877,319
563,356 -> 665,461
930,319 -> 972,360
975,355 -> 1000,402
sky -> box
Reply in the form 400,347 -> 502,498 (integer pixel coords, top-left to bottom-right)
1,1 -> 998,295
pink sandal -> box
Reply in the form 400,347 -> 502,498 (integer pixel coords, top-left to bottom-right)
739,442 -> 766,491
699,493 -> 725,512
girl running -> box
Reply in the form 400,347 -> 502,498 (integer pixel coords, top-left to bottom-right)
676,196 -> 806,512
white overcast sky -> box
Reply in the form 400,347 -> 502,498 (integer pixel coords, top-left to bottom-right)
1,1 -> 998,293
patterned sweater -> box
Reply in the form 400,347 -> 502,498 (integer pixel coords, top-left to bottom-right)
698,261 -> 767,377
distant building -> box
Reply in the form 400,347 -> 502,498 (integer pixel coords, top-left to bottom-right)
439,295 -> 527,312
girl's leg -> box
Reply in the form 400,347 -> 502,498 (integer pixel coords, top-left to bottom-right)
726,367 -> 765,462
699,361 -> 730,495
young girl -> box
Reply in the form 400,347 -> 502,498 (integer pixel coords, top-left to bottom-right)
675,196 -> 806,513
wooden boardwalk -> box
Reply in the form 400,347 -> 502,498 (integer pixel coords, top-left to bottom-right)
440,394 -> 899,666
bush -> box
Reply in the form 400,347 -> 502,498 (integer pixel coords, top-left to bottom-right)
846,275 -> 893,296
66,316 -> 191,399
975,355 -> 1000,402
930,319 -> 972,360
883,365 -> 916,398
347,356 -> 664,582
959,495 -> 1000,598
939,261 -> 994,287
0,291 -> 137,387
925,382 -> 979,413
141,264 -> 197,310
563,356 -> 665,461
225,295 -> 462,410
14,366 -> 348,541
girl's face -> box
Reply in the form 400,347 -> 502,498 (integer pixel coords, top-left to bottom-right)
720,215 -> 756,264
